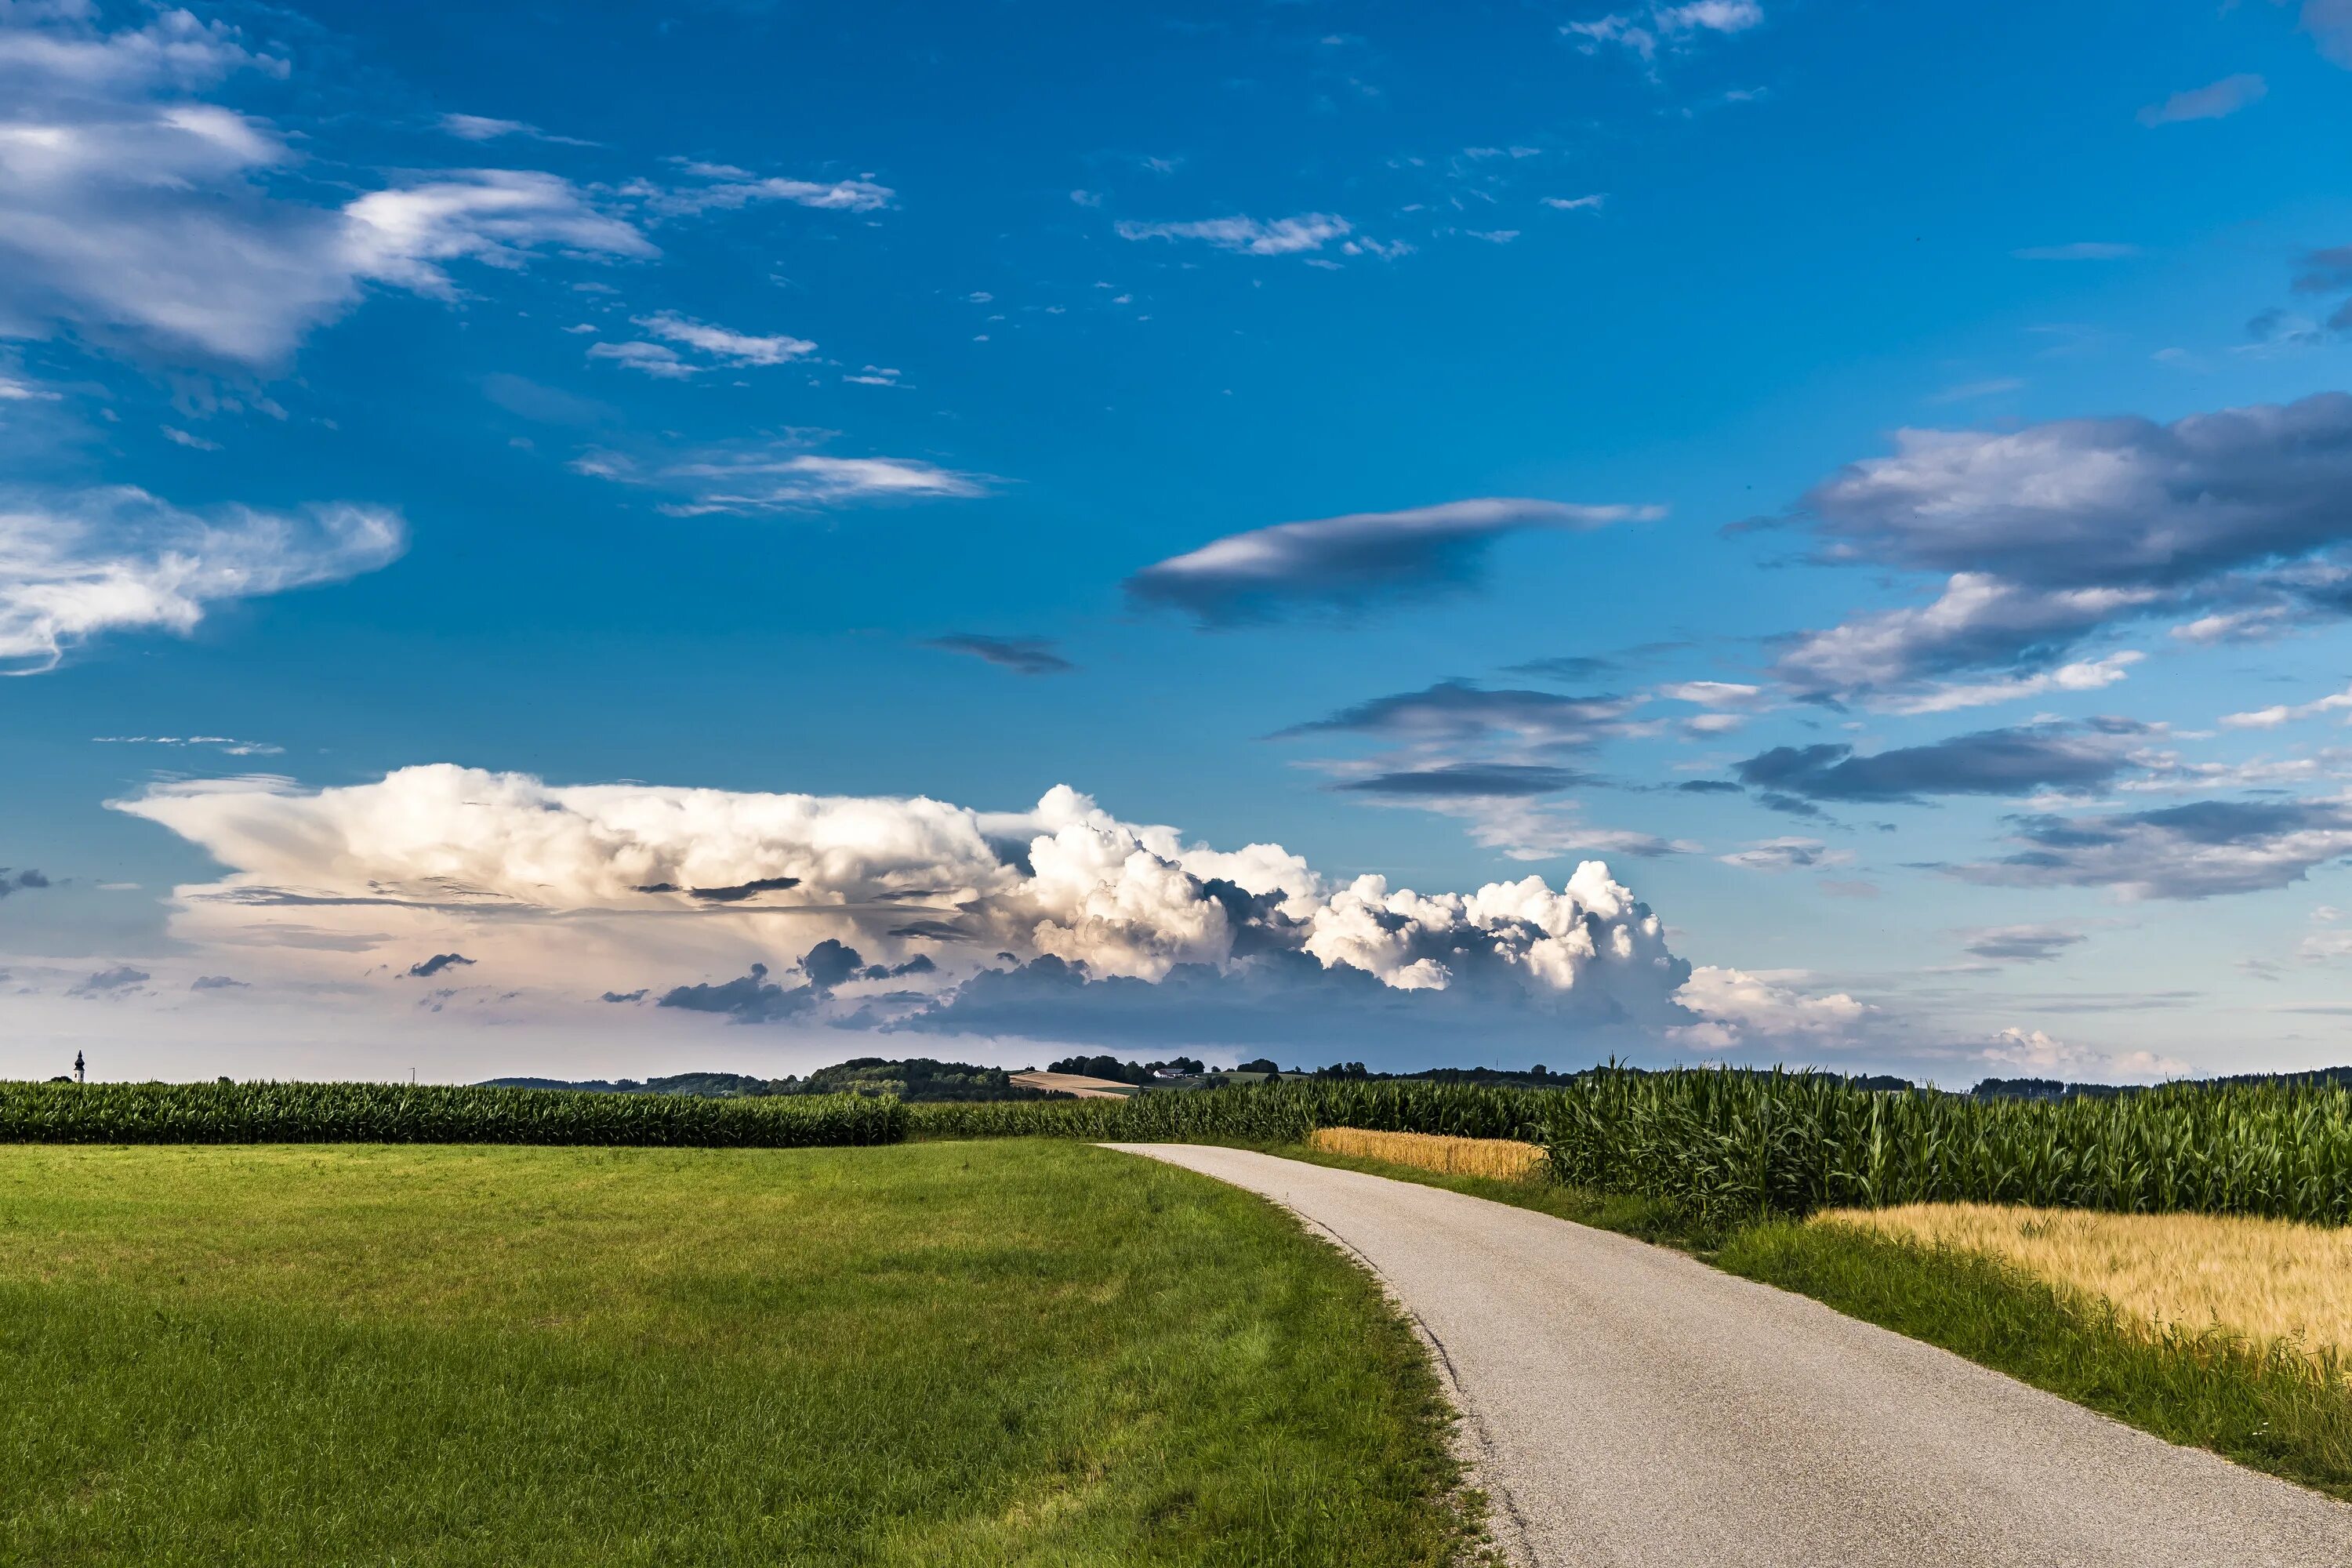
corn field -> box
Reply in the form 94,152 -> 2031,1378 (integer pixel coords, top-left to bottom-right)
0,1080 -> 906,1148
1534,1068 -> 2352,1226
920,1069 -> 2352,1226
906,1086 -> 1317,1144
10,1069 -> 2347,1225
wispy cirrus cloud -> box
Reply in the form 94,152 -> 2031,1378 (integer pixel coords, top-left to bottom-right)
0,8 -> 653,366
1114,212 -> 1352,256
2137,74 -> 2266,127
1565,0 -> 1763,65
588,311 -> 817,376
0,486 -> 405,673
572,437 -> 989,514
633,164 -> 894,217
1127,498 -> 1659,625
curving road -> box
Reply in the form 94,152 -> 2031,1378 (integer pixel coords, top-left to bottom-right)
1107,1144 -> 2352,1568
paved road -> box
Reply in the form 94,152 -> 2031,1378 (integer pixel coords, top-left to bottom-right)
1108,1143 -> 2352,1568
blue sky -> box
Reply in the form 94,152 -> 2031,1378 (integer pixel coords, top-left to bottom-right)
9,0 -> 2352,1085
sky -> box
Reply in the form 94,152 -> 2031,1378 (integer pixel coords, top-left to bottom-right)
7,0 -> 2352,1087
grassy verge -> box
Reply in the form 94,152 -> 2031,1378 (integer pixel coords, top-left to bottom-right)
0,1140 -> 1480,1566
1263,1140 -> 2352,1503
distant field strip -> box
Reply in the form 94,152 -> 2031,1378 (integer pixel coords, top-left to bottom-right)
1310,1127 -> 1546,1181
1822,1203 -> 2352,1363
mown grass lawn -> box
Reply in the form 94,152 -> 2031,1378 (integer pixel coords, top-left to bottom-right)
0,1139 -> 1473,1567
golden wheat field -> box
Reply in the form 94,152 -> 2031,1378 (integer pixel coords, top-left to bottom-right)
1310,1126 -> 1548,1181
1821,1202 -> 2352,1362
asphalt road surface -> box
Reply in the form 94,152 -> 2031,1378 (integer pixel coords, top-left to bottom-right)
1107,1143 -> 2352,1568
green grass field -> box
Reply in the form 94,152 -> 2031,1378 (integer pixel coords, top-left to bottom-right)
0,1140 -> 1476,1567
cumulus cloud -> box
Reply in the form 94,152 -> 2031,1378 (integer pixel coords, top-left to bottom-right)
1980,1026 -> 2183,1082
1734,724 -> 2133,804
1,866 -> 51,896
1956,797 -> 2352,899
1962,925 -> 2086,964
574,438 -> 988,514
923,634 -> 1073,675
0,486 -> 405,673
1127,498 -> 1659,624
1114,213 -> 1351,256
0,8 -> 651,365
1667,965 -> 1867,1051
113,764 -> 1707,1044
2137,74 -> 2266,126
1780,394 -> 2352,703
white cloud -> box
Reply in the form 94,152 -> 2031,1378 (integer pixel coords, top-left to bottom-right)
1717,837 -> 1853,873
436,113 -> 594,147
639,170 -> 894,217
0,9 -> 653,365
2221,683 -> 2352,729
634,310 -> 815,366
1115,213 -> 1352,256
0,485 -> 405,673
1958,797 -> 2352,900
576,438 -> 989,513
1541,194 -> 1607,212
1780,571 -> 2156,705
2136,74 -> 2266,127
1668,965 -> 1867,1049
2288,0 -> 2352,68
1658,681 -> 1762,708
1871,651 -> 2144,716
1980,1026 -> 2183,1082
339,171 -> 654,296
111,767 -> 1697,1030
586,339 -> 695,379
1566,0 -> 1762,63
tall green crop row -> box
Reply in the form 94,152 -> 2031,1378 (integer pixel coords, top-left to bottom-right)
0,1080 -> 906,1148
908,1085 -> 1319,1144
1534,1068 -> 2352,1225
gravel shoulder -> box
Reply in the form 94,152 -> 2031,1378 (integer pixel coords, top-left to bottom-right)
1107,1143 -> 2352,1568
